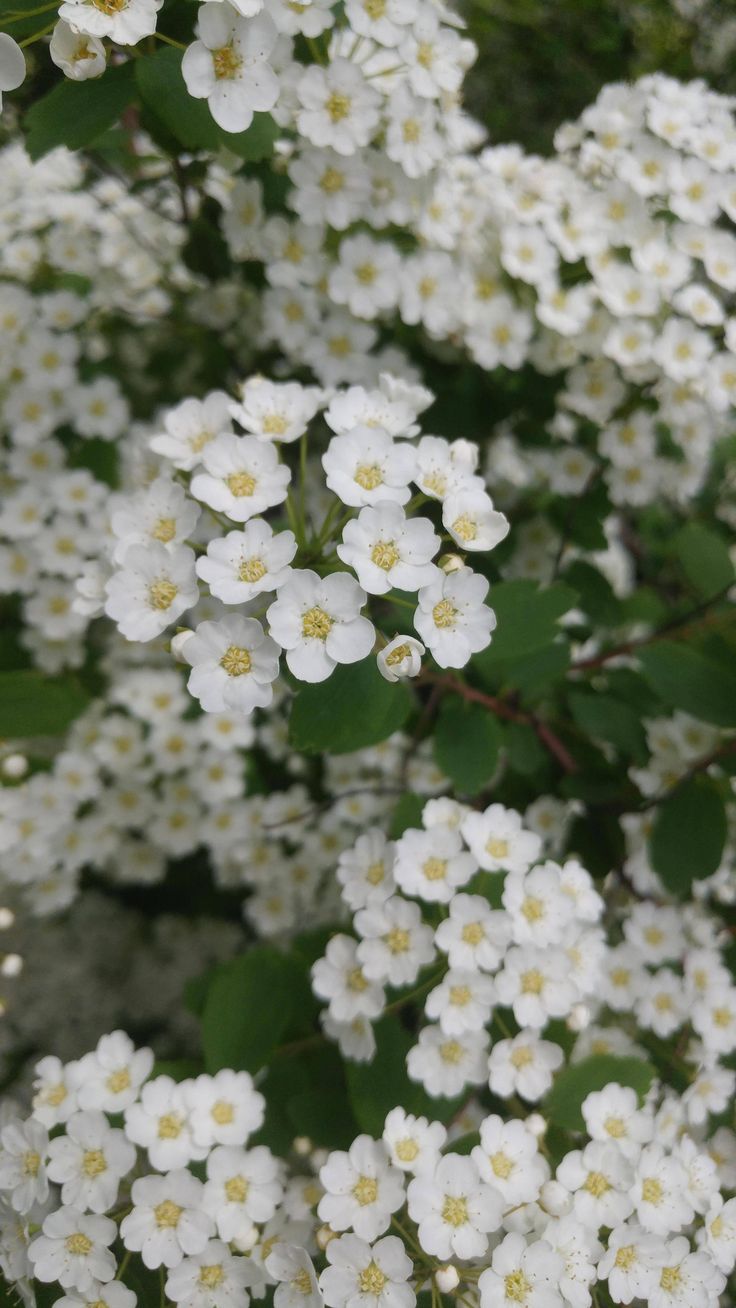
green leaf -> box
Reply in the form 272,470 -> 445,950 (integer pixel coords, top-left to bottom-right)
563,561 -> 621,627
346,1015 -> 460,1135
568,690 -> 648,761
639,641 -> 736,727
389,793 -> 425,837
649,775 -> 728,896
505,722 -> 546,775
545,1055 -> 655,1132
672,523 -> 734,600
25,64 -> 136,160
433,697 -> 502,794
289,658 -> 412,755
0,671 -> 89,737
201,948 -> 310,1074
477,580 -> 577,664
136,47 -> 277,159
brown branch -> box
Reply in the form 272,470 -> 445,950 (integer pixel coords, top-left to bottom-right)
571,584 -> 734,673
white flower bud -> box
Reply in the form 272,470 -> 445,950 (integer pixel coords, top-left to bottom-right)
316,1225 -> 338,1251
170,629 -> 195,662
438,552 -> 466,574
525,1113 -> 547,1138
1,954 -> 22,978
377,635 -> 424,683
292,1136 -> 312,1156
0,909 -> 14,930
1,754 -> 28,780
540,1180 -> 572,1216
566,1002 -> 591,1032
435,1266 -> 460,1293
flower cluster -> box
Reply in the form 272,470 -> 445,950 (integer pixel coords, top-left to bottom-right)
1,1030 -> 735,1308
100,375 -> 506,695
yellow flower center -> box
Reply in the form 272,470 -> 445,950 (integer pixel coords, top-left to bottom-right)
106,1068 -> 131,1094
371,540 -> 400,570
213,44 -> 243,80
395,1138 -> 419,1163
521,969 -> 544,995
157,1113 -> 184,1140
490,1151 -> 513,1179
450,985 -> 472,1007
604,1116 -> 626,1139
225,1174 -> 249,1203
614,1245 -> 636,1270
23,1151 -> 41,1177
583,1171 -> 610,1198
154,1200 -> 183,1229
302,606 -> 333,640
82,1150 -> 107,1178
461,922 -> 484,945
660,1267 -> 681,1292
66,1233 -> 93,1256
152,517 -> 176,543
220,646 -> 252,677
359,1261 -> 387,1294
504,1270 -> 531,1304
227,471 -> 257,497
211,1099 -> 235,1124
148,578 -> 178,611
423,857 -> 447,881
353,1175 -> 378,1206
521,896 -> 544,923
326,92 -> 351,122
441,1195 -> 468,1227
642,1177 -> 663,1205
355,463 -> 384,490
239,556 -> 267,583
386,927 -> 411,954
440,1040 -> 462,1064
199,1265 -> 225,1288
320,167 -> 345,193
486,837 -> 509,860
452,514 -> 477,542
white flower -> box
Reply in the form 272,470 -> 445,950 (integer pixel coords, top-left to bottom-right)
183,616 -> 281,715
323,429 -> 415,508
355,895 -> 435,986
296,58 -> 380,156
58,0 -> 162,42
54,1285 -> 137,1308
231,379 -> 324,443
407,1154 -> 502,1260
442,491 -> 509,552
31,1056 -> 82,1128
425,968 -> 495,1035
472,1116 -> 547,1207
478,1233 -> 564,1308
0,1118 -> 49,1214
461,805 -> 542,875
597,1223 -> 668,1304
197,521 -> 297,603
630,1146 -> 694,1236
377,636 -> 424,682
266,1243 -> 323,1308
166,1239 -> 255,1308
0,34 -> 25,108
49,21 -> 106,80
151,392 -> 234,472
182,5 -> 279,133
414,568 -> 495,668
267,569 -> 374,683
503,863 -> 577,947
190,433 -> 290,522
393,826 -> 476,904
46,1110 -> 136,1214
318,1136 -> 404,1241
557,1142 -> 634,1229
320,1233 -> 415,1308
648,1237 -> 725,1308
110,477 -> 200,565
698,1194 -> 736,1274
183,1071 -> 265,1149
495,946 -> 578,1029
434,894 -> 511,972
104,544 -> 199,642
382,1109 -> 446,1176
120,1171 -> 213,1269
407,1026 -> 488,1098
329,236 -> 402,319
337,503 -> 440,595
581,1083 -> 652,1160
124,1078 -> 207,1172
29,1208 -> 117,1293
75,1032 -> 153,1114
312,935 -> 385,1024
203,1145 -> 283,1243
336,830 -> 397,911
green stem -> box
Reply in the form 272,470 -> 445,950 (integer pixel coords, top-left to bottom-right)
155,30 -> 186,48
18,19 -> 54,44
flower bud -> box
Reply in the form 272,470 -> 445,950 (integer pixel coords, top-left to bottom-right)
316,1225 -> 338,1251
1,754 -> 28,780
540,1180 -> 572,1216
525,1113 -> 546,1138
377,635 -> 424,683
566,1002 -> 591,1032
1,954 -> 22,978
170,629 -> 194,662
292,1136 -> 312,1156
438,553 -> 466,574
435,1266 -> 460,1293
0,909 -> 13,930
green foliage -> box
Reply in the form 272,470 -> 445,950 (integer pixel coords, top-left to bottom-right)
638,641 -> 736,727
288,658 -> 413,755
389,792 -> 426,836
346,1014 -> 461,1134
649,775 -> 728,896
544,1055 -> 656,1132
568,689 -> 648,761
25,64 -> 137,159
477,580 -> 577,664
0,670 -> 89,737
201,947 -> 313,1074
672,522 -> 735,599
433,697 -> 503,794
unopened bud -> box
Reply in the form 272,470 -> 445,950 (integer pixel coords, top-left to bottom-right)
1,754 -> 28,780
438,553 -> 466,574
316,1225 -> 338,1251
0,909 -> 14,930
1,955 -> 22,978
170,630 -> 194,662
566,1002 -> 591,1032
435,1266 -> 460,1293
231,1224 -> 259,1254
292,1136 -> 312,1156
525,1113 -> 546,1138
539,1180 -> 572,1217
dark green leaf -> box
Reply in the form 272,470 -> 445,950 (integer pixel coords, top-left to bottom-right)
389,793 -> 425,837
639,642 -> 736,727
433,697 -> 502,794
568,690 -> 648,761
346,1015 -> 460,1135
545,1055 -> 655,1132
505,722 -> 546,775
0,671 -> 89,737
201,948 -> 310,1074
26,64 -> 136,160
289,658 -> 412,755
136,47 -> 277,158
477,580 -> 577,664
563,561 -> 621,627
672,523 -> 734,600
649,775 -> 728,896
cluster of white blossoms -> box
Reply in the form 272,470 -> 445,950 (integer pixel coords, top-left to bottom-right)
98,374 -> 506,697
211,70 -> 736,506
2,1027 -> 736,1308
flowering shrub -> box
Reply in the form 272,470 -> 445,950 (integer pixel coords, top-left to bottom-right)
1,3 -> 736,1308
